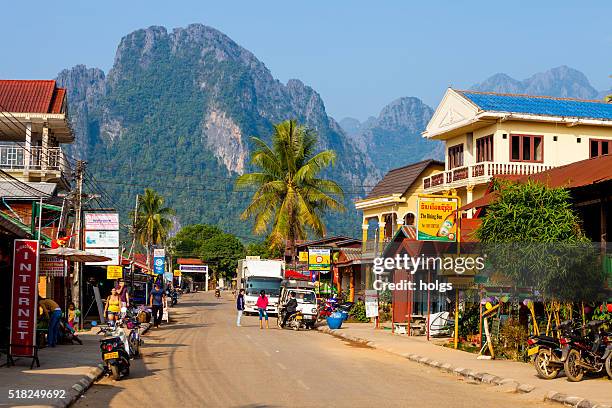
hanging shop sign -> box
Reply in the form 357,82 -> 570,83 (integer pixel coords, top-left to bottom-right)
40,255 -> 66,277
173,269 -> 182,277
298,251 -> 308,262
308,247 -> 331,271
10,240 -> 39,358
416,196 -> 459,242
85,230 -> 119,248
84,213 -> 119,231
107,265 -> 123,280
365,289 -> 379,318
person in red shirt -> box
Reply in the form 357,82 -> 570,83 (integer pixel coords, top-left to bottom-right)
256,290 -> 269,329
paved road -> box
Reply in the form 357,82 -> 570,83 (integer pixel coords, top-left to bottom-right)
76,292 -> 555,408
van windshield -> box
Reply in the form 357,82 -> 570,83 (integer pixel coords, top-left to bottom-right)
295,292 -> 316,303
246,278 -> 282,297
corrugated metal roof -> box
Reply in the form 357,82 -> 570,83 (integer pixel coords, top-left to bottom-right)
365,159 -> 444,199
458,90 -> 612,120
0,80 -> 67,114
0,181 -> 56,198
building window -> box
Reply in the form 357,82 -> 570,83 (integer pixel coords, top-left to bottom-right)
448,144 -> 464,169
590,139 -> 610,158
404,213 -> 415,226
510,134 -> 543,162
476,135 -> 494,162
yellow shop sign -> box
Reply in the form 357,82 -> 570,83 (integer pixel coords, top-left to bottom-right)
417,196 -> 459,242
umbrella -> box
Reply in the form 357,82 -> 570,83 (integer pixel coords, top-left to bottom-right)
41,247 -> 112,263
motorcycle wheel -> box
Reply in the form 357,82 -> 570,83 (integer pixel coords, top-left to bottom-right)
534,349 -> 559,379
564,349 -> 585,382
605,353 -> 612,380
110,365 -> 121,381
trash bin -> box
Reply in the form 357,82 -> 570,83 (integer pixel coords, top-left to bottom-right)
326,316 -> 343,329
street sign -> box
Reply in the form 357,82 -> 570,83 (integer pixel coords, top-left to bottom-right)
173,269 -> 182,277
84,212 -> 119,230
164,271 -> 173,281
365,290 -> 379,318
107,265 -> 123,280
85,230 -> 119,248
40,255 -> 66,277
308,248 -> 330,271
10,240 -> 39,358
179,265 -> 208,273
153,256 -> 165,275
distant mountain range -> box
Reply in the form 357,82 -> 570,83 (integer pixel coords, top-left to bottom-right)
339,65 -> 611,174
53,23 -> 611,240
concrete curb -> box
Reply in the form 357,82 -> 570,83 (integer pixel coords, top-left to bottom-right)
59,322 -> 152,407
316,325 -> 610,408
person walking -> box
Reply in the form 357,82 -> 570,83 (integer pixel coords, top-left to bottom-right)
39,297 -> 62,347
236,289 -> 245,327
115,278 -> 130,314
104,288 -> 122,327
149,283 -> 166,328
256,290 -> 269,329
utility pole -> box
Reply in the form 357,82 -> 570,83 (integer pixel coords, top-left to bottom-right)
128,194 -> 139,289
73,160 -> 85,329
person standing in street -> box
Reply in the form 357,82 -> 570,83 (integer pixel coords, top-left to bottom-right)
256,290 -> 269,329
149,283 -> 165,328
39,297 -> 62,347
236,289 -> 245,327
104,288 -> 121,327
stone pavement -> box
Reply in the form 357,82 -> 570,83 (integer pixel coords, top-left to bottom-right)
317,322 -> 612,408
0,323 -> 151,408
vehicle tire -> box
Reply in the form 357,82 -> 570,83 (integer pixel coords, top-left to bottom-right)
564,349 -> 585,382
605,353 -> 612,380
110,365 -> 121,381
535,349 -> 559,379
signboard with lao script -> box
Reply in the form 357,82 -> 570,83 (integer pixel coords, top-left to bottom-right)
308,248 -> 330,271
84,213 -> 119,231
10,240 -> 39,358
417,196 -> 459,242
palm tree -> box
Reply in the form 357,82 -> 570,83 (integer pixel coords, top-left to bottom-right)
132,188 -> 175,268
236,119 -> 345,263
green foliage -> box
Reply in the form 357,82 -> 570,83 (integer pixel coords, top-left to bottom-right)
245,238 -> 283,259
477,180 -> 605,301
348,301 -> 370,323
170,223 -> 245,279
458,305 -> 480,338
132,188 -> 175,248
236,120 -> 345,255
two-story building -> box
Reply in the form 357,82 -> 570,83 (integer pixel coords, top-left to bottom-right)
421,89 -> 612,215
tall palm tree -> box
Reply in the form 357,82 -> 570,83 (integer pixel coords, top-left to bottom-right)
132,188 -> 175,267
236,119 -> 345,262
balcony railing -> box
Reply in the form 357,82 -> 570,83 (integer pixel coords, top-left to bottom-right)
0,146 -> 71,176
422,161 -> 554,191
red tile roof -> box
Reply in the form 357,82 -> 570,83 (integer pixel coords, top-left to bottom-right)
0,80 -> 67,114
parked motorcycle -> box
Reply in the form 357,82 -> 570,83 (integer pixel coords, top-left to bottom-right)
562,320 -> 612,382
215,288 -> 221,298
166,289 -> 178,306
98,326 -> 130,381
282,311 -> 306,331
527,320 -> 577,379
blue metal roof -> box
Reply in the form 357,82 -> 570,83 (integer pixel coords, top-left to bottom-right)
459,91 -> 612,120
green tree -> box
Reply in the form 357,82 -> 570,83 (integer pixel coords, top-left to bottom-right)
245,238 -> 283,259
132,188 -> 175,266
477,180 -> 604,301
235,119 -> 345,262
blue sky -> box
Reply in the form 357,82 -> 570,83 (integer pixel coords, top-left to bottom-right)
2,1 -> 611,120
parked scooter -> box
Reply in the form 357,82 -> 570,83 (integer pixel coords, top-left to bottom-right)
527,320 -> 577,379
98,325 -> 130,381
281,311 -> 306,331
562,320 -> 612,382
215,288 -> 221,298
